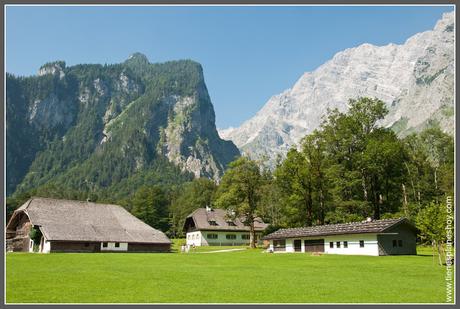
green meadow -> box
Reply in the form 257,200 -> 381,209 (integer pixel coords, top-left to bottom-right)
6,246 -> 451,304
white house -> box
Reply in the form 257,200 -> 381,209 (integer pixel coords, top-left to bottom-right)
263,218 -> 417,256
183,207 -> 268,246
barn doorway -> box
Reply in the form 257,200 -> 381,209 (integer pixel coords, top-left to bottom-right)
294,239 -> 302,252
304,239 -> 325,253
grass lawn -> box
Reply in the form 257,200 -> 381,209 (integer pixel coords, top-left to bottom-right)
6,246 -> 451,304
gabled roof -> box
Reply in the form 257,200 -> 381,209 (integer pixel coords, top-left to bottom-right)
185,208 -> 268,232
7,197 -> 171,244
263,218 -> 415,240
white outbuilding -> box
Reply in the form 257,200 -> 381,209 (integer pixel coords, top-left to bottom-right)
263,218 -> 417,256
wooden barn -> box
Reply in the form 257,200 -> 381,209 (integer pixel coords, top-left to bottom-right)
6,197 -> 171,253
263,218 -> 417,256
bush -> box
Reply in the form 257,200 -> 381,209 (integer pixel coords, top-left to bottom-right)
29,226 -> 42,244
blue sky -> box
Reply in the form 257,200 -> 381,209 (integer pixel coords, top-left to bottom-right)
6,5 -> 454,128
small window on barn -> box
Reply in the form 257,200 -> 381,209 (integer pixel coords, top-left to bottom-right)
115,242 -> 120,248
102,242 -> 108,248
392,240 -> 397,247
329,242 -> 334,248
398,240 -> 403,247
208,220 -> 218,226
226,234 -> 236,240
359,240 -> 364,248
227,221 -> 237,226
343,241 -> 348,248
242,234 -> 250,240
336,241 -> 341,248
207,234 -> 218,239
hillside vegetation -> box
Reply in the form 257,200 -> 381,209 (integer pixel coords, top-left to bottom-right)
7,55 -> 239,199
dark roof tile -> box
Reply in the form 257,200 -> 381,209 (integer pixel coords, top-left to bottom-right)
263,218 -> 412,240
186,208 -> 268,232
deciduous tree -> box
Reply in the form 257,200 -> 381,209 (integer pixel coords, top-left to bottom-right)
214,157 -> 265,248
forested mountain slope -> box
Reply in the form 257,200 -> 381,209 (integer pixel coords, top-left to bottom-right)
7,54 -> 240,198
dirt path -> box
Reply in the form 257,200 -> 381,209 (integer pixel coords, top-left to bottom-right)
196,248 -> 247,254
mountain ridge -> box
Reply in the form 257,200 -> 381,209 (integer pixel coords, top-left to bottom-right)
219,11 -> 454,164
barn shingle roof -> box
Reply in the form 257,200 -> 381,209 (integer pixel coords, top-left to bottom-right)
263,218 -> 413,240
186,208 -> 268,232
11,197 -> 171,244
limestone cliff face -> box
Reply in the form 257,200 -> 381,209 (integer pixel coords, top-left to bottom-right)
157,92 -> 236,180
28,94 -> 75,131
220,12 -> 454,165
7,54 -> 239,196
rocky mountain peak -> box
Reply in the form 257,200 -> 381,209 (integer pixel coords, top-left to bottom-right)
434,11 -> 454,33
125,52 -> 150,65
38,61 -> 66,79
220,11 -> 454,166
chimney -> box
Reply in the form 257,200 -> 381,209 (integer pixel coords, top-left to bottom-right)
206,205 -> 212,212
366,217 -> 372,222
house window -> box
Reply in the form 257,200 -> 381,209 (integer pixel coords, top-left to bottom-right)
398,240 -> 403,247
273,239 -> 286,251
208,220 -> 218,226
207,233 -> 218,239
336,241 -> 341,248
187,235 -> 190,240
102,242 -> 108,248
226,234 -> 236,240
393,240 -> 397,247
329,242 -> 334,248
359,240 -> 364,248
343,241 -> 348,248
115,242 -> 120,248
242,234 -> 250,240
227,221 -> 237,226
